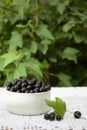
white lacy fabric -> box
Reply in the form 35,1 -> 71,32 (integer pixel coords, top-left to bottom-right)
0,87 -> 87,130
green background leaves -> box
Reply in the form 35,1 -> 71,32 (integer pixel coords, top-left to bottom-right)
0,0 -> 87,87
9,31 -> 23,50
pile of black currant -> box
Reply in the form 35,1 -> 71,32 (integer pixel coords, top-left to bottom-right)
44,112 -> 63,121
44,111 -> 81,121
6,77 -> 51,93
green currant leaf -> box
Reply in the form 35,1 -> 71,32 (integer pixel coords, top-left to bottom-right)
55,97 -> 66,117
45,99 -> 56,109
45,97 -> 66,117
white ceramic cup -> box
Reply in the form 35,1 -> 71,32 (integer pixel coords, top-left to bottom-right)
5,89 -> 50,115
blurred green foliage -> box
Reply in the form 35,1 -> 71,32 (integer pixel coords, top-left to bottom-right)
0,0 -> 87,87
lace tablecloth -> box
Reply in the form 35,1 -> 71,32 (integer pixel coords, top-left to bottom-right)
0,87 -> 87,130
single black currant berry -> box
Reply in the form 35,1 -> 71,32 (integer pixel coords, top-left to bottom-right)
74,111 -> 81,119
41,82 -> 45,88
6,81 -> 12,87
34,88 -> 39,93
6,86 -> 11,91
17,81 -> 22,87
44,85 -> 49,91
27,81 -> 32,85
35,80 -> 42,88
25,90 -> 29,93
14,84 -> 21,90
21,82 -> 27,88
17,90 -> 21,93
49,113 -> 55,121
21,78 -> 27,83
10,87 -> 16,92
21,87 -> 27,93
35,83 -> 40,88
44,114 -> 50,120
13,79 -> 18,85
48,85 -> 51,90
30,90 -> 34,93
39,87 -> 44,92
56,115 -> 62,121
27,85 -> 32,90
31,78 -> 37,84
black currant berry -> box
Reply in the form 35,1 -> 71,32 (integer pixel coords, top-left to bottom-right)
35,80 -> 42,88
31,78 -> 37,84
14,85 -> 20,90
10,87 -> 16,92
6,82 -> 12,87
44,85 -> 49,91
74,111 -> 81,119
56,115 -> 62,121
27,85 -> 32,90
30,90 -> 34,93
21,87 -> 27,93
39,87 -> 44,92
6,86 -> 11,91
21,78 -> 27,83
13,79 -> 18,85
28,80 -> 33,85
25,90 -> 29,93
34,88 -> 39,93
17,90 -> 21,93
49,113 -> 55,121
21,82 -> 27,88
44,114 -> 50,120
17,81 -> 21,87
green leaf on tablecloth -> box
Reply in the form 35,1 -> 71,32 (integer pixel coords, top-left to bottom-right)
45,97 -> 66,117
45,99 -> 56,108
54,97 -> 66,117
